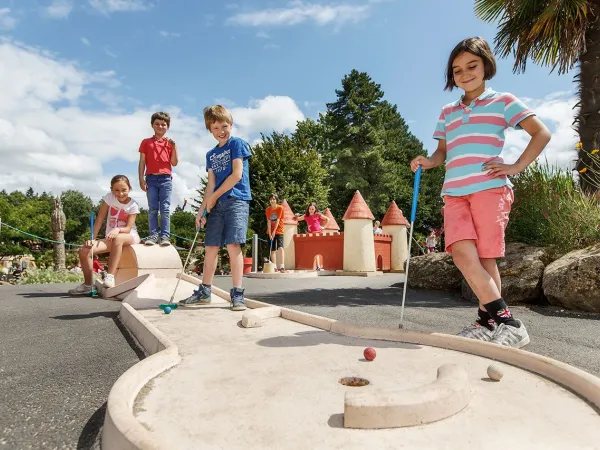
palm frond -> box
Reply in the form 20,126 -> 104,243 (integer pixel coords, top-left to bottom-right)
475,0 -> 590,74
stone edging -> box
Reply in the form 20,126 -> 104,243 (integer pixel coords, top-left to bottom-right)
107,279 -> 600,449
101,303 -> 180,450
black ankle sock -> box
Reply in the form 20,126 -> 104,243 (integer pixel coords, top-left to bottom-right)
484,298 -> 519,327
202,283 -> 211,289
475,308 -> 495,331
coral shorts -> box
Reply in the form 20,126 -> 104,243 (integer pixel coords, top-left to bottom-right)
442,186 -> 513,258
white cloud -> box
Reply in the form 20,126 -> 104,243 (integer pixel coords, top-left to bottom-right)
0,40 -> 305,212
256,31 -> 270,39
227,1 -> 370,28
0,8 -> 17,30
88,0 -> 152,13
103,47 -> 118,58
502,92 -> 578,169
264,43 -> 280,50
43,0 -> 74,19
81,37 -> 91,46
159,30 -> 181,38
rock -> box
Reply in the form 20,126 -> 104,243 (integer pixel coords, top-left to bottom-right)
542,243 -> 600,313
409,252 -> 462,291
462,242 -> 547,304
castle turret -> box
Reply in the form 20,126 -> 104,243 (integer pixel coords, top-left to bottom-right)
322,208 -> 340,233
281,199 -> 298,269
342,191 -> 376,272
381,201 -> 409,272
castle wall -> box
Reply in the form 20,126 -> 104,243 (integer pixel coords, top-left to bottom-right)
373,234 -> 392,271
294,233 -> 344,270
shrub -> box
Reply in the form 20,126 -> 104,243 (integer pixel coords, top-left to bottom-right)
19,269 -> 84,285
507,161 -> 600,257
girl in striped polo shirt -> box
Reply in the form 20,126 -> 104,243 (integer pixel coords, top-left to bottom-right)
411,37 -> 551,348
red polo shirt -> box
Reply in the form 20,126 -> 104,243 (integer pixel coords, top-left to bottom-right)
139,136 -> 173,175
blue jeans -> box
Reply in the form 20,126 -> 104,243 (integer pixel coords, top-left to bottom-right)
146,174 -> 172,239
204,197 -> 250,247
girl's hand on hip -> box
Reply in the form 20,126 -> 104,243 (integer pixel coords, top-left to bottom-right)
483,161 -> 522,178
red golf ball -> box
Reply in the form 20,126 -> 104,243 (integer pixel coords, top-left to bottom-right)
364,347 -> 376,361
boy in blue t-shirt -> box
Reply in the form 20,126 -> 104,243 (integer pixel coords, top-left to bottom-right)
180,105 -> 252,311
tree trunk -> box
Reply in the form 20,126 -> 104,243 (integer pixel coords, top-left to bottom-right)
51,197 -> 67,271
576,5 -> 600,193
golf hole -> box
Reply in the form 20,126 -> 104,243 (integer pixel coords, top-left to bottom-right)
339,377 -> 370,387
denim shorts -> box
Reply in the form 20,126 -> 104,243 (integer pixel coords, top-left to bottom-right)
204,197 -> 250,247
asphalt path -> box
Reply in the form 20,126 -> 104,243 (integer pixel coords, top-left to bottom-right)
214,274 -> 600,377
0,283 -> 143,450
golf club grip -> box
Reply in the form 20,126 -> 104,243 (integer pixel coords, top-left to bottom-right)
197,209 -> 208,231
90,212 -> 95,239
410,166 -> 422,223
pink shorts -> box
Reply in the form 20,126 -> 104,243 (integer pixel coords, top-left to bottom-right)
442,186 -> 513,258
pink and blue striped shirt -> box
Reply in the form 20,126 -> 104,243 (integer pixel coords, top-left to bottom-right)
433,88 -> 534,196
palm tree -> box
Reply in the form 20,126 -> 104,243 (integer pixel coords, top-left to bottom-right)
475,0 -> 600,192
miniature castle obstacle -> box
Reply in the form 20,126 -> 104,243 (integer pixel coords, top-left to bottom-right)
285,193 -> 408,275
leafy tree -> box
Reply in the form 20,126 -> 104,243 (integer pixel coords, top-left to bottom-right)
319,69 -> 444,232
475,0 -> 600,192
249,131 -> 329,237
60,190 -> 95,244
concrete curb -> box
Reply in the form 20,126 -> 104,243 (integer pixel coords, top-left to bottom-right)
101,303 -> 180,450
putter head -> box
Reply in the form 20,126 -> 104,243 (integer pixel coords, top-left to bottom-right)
88,289 -> 98,297
159,303 -> 178,310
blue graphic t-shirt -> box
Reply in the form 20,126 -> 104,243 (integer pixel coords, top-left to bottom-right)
206,136 -> 252,202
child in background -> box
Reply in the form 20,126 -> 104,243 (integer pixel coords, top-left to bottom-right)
180,105 -> 252,311
410,37 -> 550,348
295,202 -> 330,233
138,112 -> 179,246
266,193 -> 286,273
426,231 -> 437,253
68,175 -> 141,294
373,220 -> 383,234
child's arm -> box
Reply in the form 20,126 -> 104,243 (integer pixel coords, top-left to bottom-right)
295,214 -> 305,221
484,116 -> 551,176
321,215 -> 330,227
138,154 -> 147,192
410,140 -> 447,172
196,171 -> 216,229
169,139 -> 179,167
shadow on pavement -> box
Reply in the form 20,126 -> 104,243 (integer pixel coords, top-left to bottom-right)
51,311 -> 117,320
252,286 -> 472,309
77,402 -> 106,450
256,330 -> 421,350
527,304 -> 600,321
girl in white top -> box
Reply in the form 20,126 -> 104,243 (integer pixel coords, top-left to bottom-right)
68,175 -> 141,294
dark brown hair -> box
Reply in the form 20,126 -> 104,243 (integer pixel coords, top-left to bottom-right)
444,37 -> 497,91
305,202 -> 318,216
151,112 -> 171,127
111,175 -> 132,190
269,193 -> 279,202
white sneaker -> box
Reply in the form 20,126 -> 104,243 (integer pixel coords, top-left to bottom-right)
103,274 -> 115,288
68,283 -> 93,296
456,323 -> 496,342
490,320 -> 530,348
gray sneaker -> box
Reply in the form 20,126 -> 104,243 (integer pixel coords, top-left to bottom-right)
144,236 -> 158,246
159,237 -> 171,247
456,323 -> 496,342
230,288 -> 247,311
490,320 -> 530,348
179,284 -> 212,305
68,283 -> 94,296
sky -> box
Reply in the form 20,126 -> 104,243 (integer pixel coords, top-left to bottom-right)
0,0 -> 579,211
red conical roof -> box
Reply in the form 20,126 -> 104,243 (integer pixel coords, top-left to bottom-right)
381,201 -> 408,226
322,208 -> 340,231
281,199 -> 298,225
342,191 -> 375,221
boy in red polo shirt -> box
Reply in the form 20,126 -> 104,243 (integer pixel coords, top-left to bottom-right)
138,112 -> 179,246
